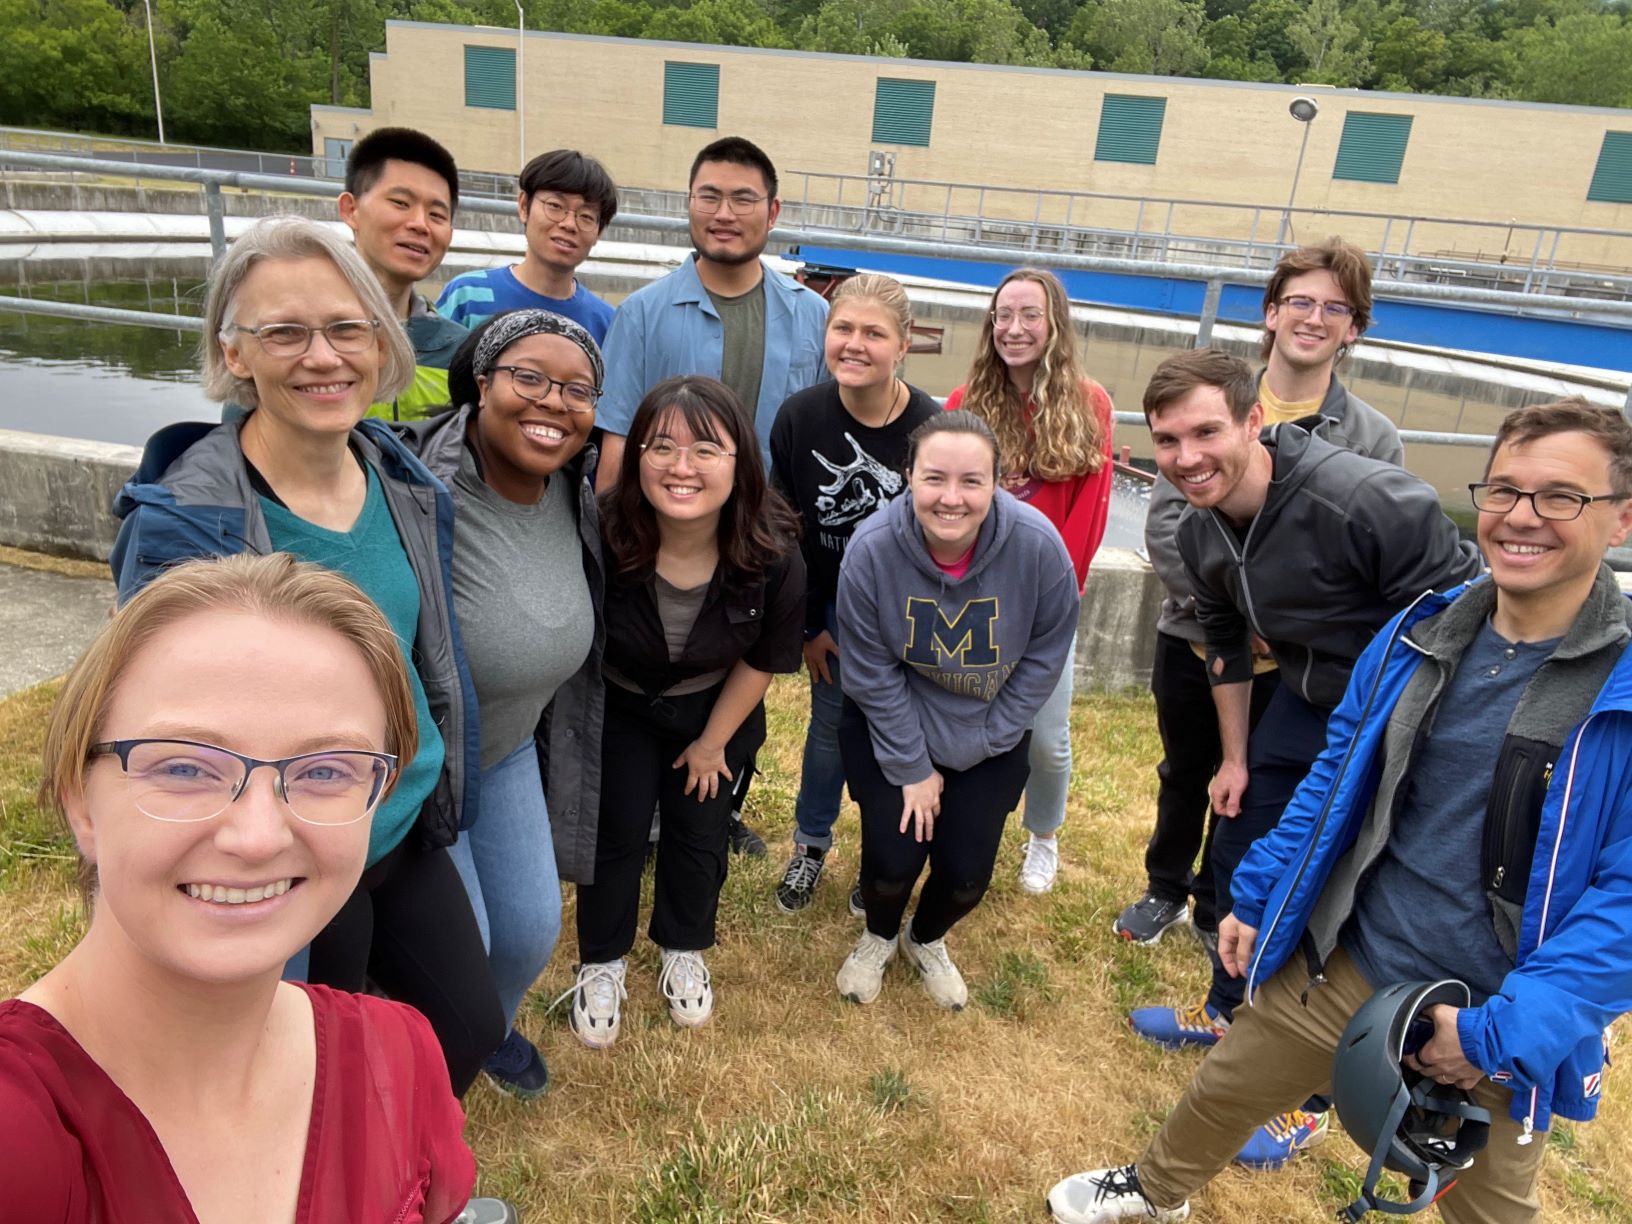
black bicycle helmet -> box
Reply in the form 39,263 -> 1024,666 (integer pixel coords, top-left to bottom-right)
1331,979 -> 1492,1221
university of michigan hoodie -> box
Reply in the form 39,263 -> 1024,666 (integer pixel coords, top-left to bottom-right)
837,487 -> 1079,786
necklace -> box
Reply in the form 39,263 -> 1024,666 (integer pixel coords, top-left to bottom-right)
878,378 -> 906,427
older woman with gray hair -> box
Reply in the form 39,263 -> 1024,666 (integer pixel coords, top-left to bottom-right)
109,214 -> 505,1100
398,308 -> 607,1099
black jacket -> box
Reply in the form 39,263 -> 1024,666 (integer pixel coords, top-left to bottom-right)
1180,424 -> 1483,709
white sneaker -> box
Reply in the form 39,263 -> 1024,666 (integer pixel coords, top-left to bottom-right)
563,959 -> 627,1050
1019,834 -> 1060,894
899,926 -> 967,1010
836,929 -> 897,1004
658,948 -> 714,1028
1047,1165 -> 1189,1223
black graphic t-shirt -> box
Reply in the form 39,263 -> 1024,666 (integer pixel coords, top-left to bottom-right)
770,379 -> 940,633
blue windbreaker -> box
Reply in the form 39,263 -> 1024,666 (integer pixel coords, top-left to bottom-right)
1231,579 -> 1632,1135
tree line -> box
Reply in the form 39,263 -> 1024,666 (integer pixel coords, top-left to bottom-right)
3,0 -> 1628,154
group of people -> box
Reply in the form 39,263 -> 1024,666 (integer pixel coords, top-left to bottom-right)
1,121 -> 1629,1224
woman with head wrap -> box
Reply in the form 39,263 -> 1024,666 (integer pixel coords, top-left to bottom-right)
399,309 -> 607,1100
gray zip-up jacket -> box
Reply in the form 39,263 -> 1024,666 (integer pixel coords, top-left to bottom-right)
1180,423 -> 1483,710
1147,374 -> 1403,642
398,406 -> 608,886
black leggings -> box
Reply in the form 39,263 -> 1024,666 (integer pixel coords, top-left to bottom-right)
306,833 -> 505,1097
576,683 -> 765,963
839,699 -> 1032,945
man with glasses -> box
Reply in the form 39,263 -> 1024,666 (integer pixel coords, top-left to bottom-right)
595,136 -> 828,857
1122,346 -> 1481,1169
1050,398 -> 1632,1223
435,149 -> 619,343
338,127 -> 468,420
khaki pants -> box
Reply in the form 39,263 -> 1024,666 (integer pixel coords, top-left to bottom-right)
1137,948 -> 1545,1222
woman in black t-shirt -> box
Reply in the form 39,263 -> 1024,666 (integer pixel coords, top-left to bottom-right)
768,273 -> 940,915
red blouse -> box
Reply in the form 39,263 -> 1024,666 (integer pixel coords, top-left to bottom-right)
0,982 -> 475,1223
943,380 -> 1116,593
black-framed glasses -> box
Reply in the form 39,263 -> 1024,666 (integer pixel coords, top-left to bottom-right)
90,739 -> 397,826
1277,296 -> 1355,320
489,366 -> 600,413
640,437 -> 735,472
535,195 -> 601,232
688,189 -> 768,215
224,319 -> 381,357
1469,482 -> 1627,522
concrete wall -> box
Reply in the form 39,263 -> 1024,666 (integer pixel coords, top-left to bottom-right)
0,429 -> 138,562
312,23 -> 1632,270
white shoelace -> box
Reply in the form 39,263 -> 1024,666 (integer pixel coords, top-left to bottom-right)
659,950 -> 711,1005
780,852 -> 823,892
851,932 -> 896,968
550,961 -> 627,1020
1021,837 -> 1058,881
908,934 -> 957,975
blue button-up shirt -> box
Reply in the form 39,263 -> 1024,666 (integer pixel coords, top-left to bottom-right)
597,254 -> 829,462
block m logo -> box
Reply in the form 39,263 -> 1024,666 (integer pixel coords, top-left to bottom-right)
903,597 -> 1000,668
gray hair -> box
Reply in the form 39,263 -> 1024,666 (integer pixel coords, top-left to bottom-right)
200,215 -> 415,410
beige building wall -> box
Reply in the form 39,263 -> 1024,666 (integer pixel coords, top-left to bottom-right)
311,22 -> 1632,270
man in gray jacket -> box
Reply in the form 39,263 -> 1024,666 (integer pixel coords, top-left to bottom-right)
1125,346 -> 1482,1168
1117,238 -> 1399,955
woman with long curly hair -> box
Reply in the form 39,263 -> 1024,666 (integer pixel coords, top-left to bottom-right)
944,268 -> 1114,896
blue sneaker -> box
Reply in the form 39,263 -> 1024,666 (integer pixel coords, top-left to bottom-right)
1233,1109 -> 1330,1170
482,1028 -> 550,1100
1128,999 -> 1229,1049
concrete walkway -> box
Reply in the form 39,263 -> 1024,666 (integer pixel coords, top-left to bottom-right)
0,563 -> 113,697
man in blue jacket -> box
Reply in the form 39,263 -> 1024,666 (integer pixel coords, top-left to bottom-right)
1048,396 -> 1632,1223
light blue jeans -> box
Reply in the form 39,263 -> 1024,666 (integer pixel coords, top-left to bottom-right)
1023,631 -> 1077,837
793,603 -> 847,851
448,736 -> 562,1026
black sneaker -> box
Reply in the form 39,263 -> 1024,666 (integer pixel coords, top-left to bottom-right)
1194,924 -> 1220,962
848,878 -> 865,918
775,845 -> 826,912
481,1027 -> 549,1100
728,812 -> 769,857
1112,891 -> 1191,945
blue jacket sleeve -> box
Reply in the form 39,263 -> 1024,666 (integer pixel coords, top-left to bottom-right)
108,503 -> 214,605
836,542 -> 933,787
982,543 -> 1079,759
1458,792 -> 1632,1090
597,299 -> 649,439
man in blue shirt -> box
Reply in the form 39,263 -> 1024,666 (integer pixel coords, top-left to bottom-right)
594,135 -> 828,487
435,149 -> 618,344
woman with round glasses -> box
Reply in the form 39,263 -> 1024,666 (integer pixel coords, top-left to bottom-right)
400,310 -> 606,1100
0,553 -> 476,1221
943,268 -> 1112,896
565,375 -> 804,1048
109,215 -> 504,1096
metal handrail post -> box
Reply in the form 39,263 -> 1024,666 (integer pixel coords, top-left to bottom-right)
1195,278 -> 1223,347
205,182 -> 226,261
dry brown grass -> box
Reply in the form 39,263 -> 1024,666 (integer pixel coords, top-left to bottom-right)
1,677 -> 1629,1221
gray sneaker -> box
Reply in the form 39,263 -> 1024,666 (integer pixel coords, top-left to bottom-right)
899,926 -> 967,1011
454,1199 -> 520,1224
836,929 -> 897,1004
1112,891 -> 1191,945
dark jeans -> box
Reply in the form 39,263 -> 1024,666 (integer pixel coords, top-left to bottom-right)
1145,632 -> 1279,931
1208,683 -> 1333,1021
839,699 -> 1032,945
577,682 -> 765,962
306,832 -> 505,1098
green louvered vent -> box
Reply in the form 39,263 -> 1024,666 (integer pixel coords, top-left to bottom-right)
872,78 -> 935,148
1094,94 -> 1166,165
463,45 -> 515,111
664,61 -> 720,129
1333,112 -> 1413,184
1587,131 -> 1632,205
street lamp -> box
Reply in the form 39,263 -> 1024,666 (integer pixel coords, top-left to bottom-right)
143,0 -> 165,144
515,0 -> 526,171
1278,96 -> 1319,248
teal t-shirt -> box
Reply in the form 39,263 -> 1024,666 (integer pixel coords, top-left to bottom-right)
258,465 -> 445,865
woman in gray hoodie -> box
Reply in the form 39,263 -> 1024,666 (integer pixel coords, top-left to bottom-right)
834,411 -> 1079,1010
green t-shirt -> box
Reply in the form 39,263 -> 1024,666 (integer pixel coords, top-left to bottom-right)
258,465 -> 445,866
707,280 -> 766,417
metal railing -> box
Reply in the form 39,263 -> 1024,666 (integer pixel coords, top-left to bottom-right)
2,147 -> 1627,422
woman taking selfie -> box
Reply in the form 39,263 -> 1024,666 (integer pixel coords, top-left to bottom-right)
768,273 -> 939,914
944,268 -> 1112,895
834,411 -> 1076,1010
0,554 -> 475,1221
108,216 -> 503,1095
566,376 -> 803,1049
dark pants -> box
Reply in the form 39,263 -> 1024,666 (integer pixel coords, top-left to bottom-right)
839,699 -> 1033,945
1145,632 -> 1279,931
577,682 -> 764,963
306,832 -> 505,1098
1208,683 -> 1333,1020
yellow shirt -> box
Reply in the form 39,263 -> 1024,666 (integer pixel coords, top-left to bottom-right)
1258,380 -> 1323,426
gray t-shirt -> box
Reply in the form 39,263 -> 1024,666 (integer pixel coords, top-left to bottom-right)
708,280 -> 766,415
1344,620 -> 1561,1004
452,445 -> 594,769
